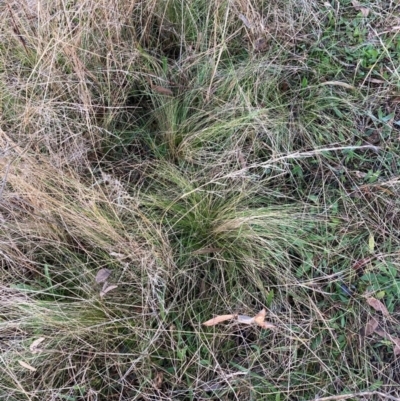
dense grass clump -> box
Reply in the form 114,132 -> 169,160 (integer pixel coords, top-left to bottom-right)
1,0 -> 400,400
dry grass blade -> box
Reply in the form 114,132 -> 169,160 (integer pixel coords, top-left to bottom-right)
320,81 -> 355,90
18,361 -> 36,372
1,0 -> 400,398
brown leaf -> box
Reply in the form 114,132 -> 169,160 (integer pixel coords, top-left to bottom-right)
152,85 -> 173,96
203,314 -> 235,326
352,257 -> 372,273
375,329 -> 388,338
375,329 -> 400,356
95,268 -> 111,283
253,309 -> 266,327
18,360 -> 36,372
367,297 -> 389,316
153,371 -> 163,389
364,317 -> 379,336
259,321 -> 276,330
351,1 -> 369,17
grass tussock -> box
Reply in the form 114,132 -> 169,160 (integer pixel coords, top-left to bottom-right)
1,0 -> 400,400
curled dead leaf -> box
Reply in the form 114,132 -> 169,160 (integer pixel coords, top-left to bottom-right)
18,360 -> 36,372
253,309 -> 275,329
203,314 -> 235,326
259,321 -> 276,330
95,268 -> 111,284
254,309 -> 267,327
367,297 -> 389,316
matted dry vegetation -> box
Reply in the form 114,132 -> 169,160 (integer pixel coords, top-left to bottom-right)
1,0 -> 400,400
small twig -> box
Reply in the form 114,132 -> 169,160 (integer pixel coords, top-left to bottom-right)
310,391 -> 400,401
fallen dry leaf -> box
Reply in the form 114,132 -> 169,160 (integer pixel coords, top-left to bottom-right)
237,315 -> 255,325
352,257 -> 373,274
351,0 -> 370,17
95,268 -> 111,284
254,309 -> 267,327
152,85 -> 173,96
364,317 -> 379,336
29,337 -> 45,354
100,284 -> 118,298
375,329 -> 388,338
259,321 -> 276,329
375,329 -> 400,356
203,314 -> 235,326
18,360 -> 36,372
367,297 -> 389,316
153,371 -> 163,389
203,309 -> 275,329
254,309 -> 276,329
